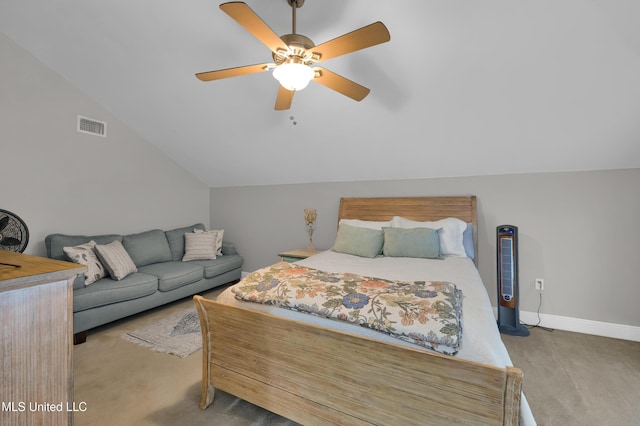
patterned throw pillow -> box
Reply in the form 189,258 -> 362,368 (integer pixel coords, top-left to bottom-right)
94,240 -> 138,281
63,240 -> 106,285
183,231 -> 217,261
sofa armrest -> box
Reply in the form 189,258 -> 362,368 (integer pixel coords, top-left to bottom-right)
221,241 -> 238,256
72,274 -> 86,290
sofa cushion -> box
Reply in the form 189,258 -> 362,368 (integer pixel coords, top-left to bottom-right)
187,255 -> 244,279
122,229 -> 172,267
137,262 -> 204,292
165,224 -> 206,261
73,273 -> 158,312
46,233 -> 122,261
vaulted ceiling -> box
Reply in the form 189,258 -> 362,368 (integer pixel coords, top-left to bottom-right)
2,0 -> 639,187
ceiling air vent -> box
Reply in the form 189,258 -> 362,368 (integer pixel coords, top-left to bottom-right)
77,115 -> 107,137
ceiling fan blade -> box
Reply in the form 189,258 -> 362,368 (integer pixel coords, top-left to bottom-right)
196,63 -> 271,81
274,85 -> 295,110
311,22 -> 390,62
220,2 -> 289,54
313,67 -> 370,101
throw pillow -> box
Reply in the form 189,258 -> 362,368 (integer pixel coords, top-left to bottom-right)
332,224 -> 384,258
382,227 -> 442,259
193,228 -> 224,256
164,224 -> 206,261
63,240 -> 106,285
94,240 -> 138,281
183,231 -> 217,261
213,229 -> 224,255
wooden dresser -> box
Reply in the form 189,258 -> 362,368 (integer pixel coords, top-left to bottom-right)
0,251 -> 85,426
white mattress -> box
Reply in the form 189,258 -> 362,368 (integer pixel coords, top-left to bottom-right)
217,250 -> 535,425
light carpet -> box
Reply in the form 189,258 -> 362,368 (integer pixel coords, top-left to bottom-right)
122,307 -> 201,358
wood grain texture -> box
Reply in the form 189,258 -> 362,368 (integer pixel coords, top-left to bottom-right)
194,197 -> 522,425
0,251 -> 85,292
0,253 -> 81,426
338,196 -> 478,265
195,297 -> 521,425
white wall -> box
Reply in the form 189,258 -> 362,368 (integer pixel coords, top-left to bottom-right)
0,33 -> 210,256
210,169 -> 640,330
3,31 -> 638,337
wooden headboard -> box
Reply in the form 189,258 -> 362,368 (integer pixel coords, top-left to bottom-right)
338,196 -> 478,264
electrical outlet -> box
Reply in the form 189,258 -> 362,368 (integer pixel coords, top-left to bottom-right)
535,278 -> 544,291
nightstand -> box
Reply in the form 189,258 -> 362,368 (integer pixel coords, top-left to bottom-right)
278,248 -> 317,262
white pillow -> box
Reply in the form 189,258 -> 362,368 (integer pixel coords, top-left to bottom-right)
193,228 -> 224,256
391,216 -> 467,257
338,219 -> 391,230
63,240 -> 106,285
213,229 -> 224,255
94,240 -> 138,281
183,231 -> 217,261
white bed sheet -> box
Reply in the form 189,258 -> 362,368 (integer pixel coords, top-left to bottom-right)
217,250 -> 535,425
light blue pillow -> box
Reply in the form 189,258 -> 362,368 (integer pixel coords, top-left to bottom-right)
382,227 -> 442,259
332,224 -> 384,258
463,223 -> 475,260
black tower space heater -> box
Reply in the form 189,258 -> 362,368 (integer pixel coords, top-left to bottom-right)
496,225 -> 529,336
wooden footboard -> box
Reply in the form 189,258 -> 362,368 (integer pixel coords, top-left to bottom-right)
194,296 -> 522,425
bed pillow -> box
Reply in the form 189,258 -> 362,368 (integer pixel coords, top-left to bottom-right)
338,219 -> 391,230
183,231 -> 217,261
332,224 -> 384,258
382,227 -> 442,259
94,240 -> 138,281
63,240 -> 106,285
391,216 -> 467,257
463,223 -> 475,260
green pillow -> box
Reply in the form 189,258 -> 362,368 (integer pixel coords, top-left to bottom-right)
382,227 -> 442,259
332,224 -> 384,258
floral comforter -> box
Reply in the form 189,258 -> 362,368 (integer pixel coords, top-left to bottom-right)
231,262 -> 463,355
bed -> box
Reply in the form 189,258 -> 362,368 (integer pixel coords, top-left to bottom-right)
194,196 -> 534,425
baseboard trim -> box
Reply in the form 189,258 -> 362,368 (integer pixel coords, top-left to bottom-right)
495,309 -> 640,342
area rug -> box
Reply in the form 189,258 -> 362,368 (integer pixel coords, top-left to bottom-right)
122,308 -> 202,358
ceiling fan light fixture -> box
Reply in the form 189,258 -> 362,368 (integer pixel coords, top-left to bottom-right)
197,2 -> 391,110
272,61 -> 315,91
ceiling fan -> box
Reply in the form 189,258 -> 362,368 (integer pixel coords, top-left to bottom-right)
196,1 -> 391,110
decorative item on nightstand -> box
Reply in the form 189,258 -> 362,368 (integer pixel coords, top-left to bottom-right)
304,208 -> 317,252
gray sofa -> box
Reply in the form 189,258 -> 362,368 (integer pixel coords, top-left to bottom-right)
45,223 -> 243,344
